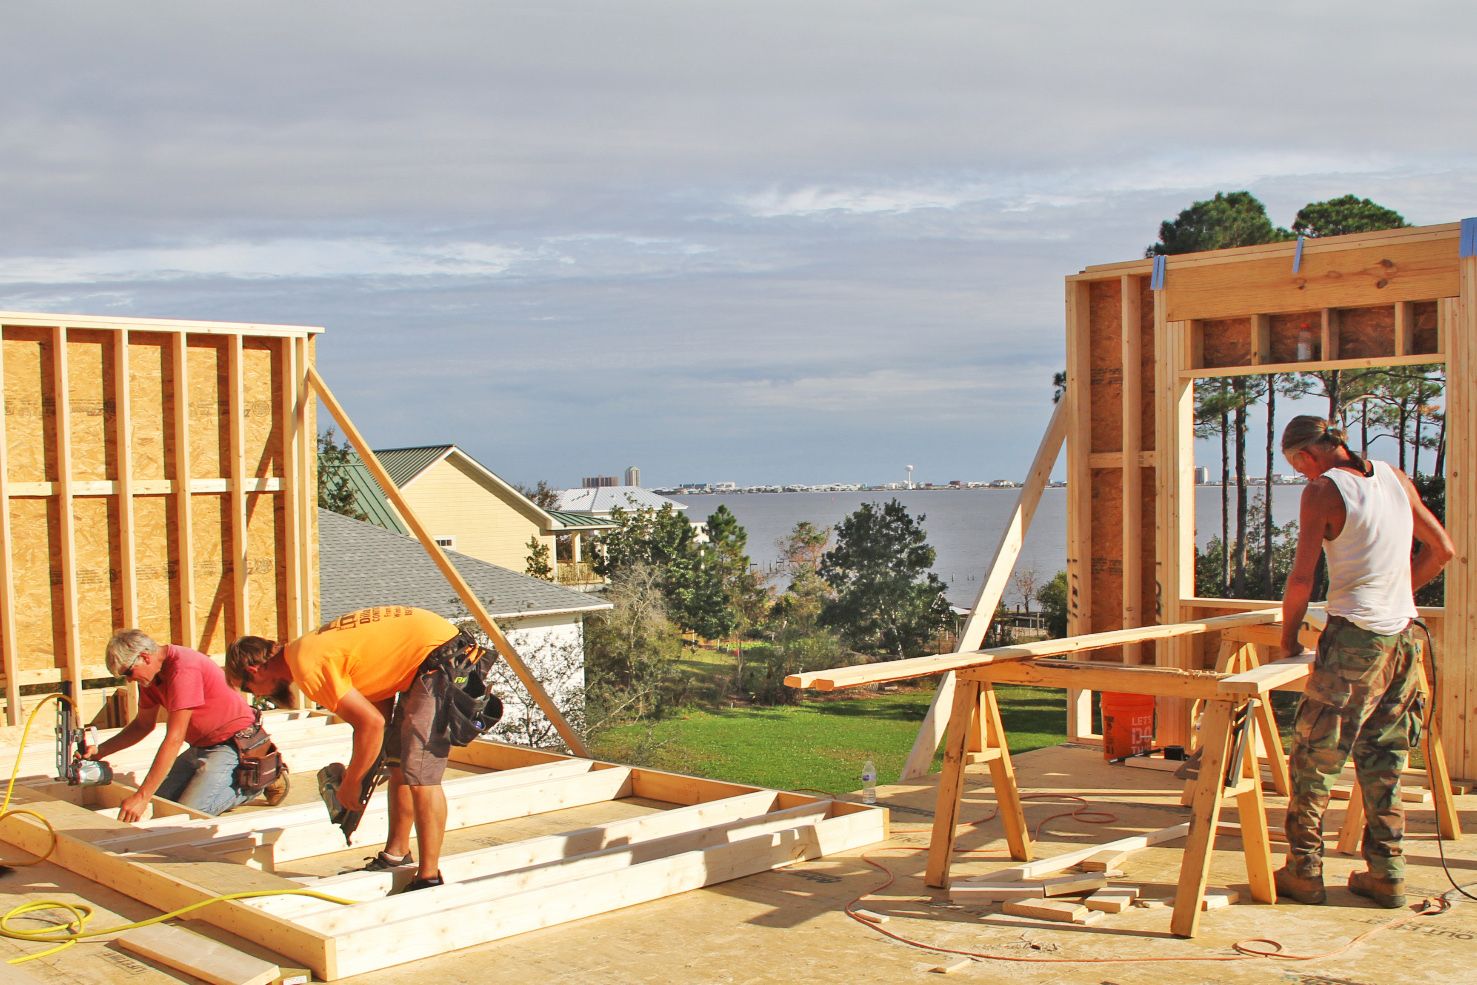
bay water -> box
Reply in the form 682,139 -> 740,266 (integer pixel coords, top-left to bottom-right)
670,485 -> 1306,608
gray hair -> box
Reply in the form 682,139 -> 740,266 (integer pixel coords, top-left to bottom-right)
106,629 -> 157,677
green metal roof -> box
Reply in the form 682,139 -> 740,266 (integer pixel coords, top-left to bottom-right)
545,509 -> 614,531
372,445 -> 452,487
341,458 -> 407,534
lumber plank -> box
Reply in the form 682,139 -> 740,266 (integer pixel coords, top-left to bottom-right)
322,802 -> 886,979
256,789 -> 790,917
1217,653 -> 1314,694
51,325 -> 84,702
788,608 -> 1280,691
948,881 -> 1046,902
924,678 -> 981,889
117,922 -> 280,985
963,822 -> 1190,882
1039,872 -> 1107,897
303,800 -> 838,935
1121,274 -> 1144,665
0,327 -> 18,724
1001,898 -> 1089,923
968,659 -> 1232,701
1076,849 -> 1127,872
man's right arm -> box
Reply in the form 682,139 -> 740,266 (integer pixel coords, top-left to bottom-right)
1396,468 -> 1454,590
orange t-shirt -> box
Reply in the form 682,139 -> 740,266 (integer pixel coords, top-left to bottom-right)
286,606 -> 459,711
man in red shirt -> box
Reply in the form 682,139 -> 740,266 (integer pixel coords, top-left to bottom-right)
91,630 -> 288,821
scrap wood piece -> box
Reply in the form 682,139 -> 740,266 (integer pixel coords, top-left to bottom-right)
1002,898 -> 1091,923
930,958 -> 973,974
1201,888 -> 1240,910
852,908 -> 890,924
1076,848 -> 1129,872
116,922 -> 280,985
965,822 -> 1190,883
1083,886 -> 1138,913
1039,873 -> 1107,897
949,881 -> 1046,902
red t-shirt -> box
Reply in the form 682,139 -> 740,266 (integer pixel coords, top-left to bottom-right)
138,644 -> 256,747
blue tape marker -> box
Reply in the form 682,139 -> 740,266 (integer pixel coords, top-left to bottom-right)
1461,217 -> 1477,258
1293,235 -> 1305,274
1151,254 -> 1166,290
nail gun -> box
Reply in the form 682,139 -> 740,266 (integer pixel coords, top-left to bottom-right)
316,756 -> 387,844
55,686 -> 113,787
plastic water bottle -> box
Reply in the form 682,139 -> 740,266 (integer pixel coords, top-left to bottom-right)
861,758 -> 877,805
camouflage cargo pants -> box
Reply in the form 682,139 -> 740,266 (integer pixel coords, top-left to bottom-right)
1285,616 -> 1423,880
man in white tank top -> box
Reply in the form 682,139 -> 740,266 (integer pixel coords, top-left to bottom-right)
1273,416 -> 1452,908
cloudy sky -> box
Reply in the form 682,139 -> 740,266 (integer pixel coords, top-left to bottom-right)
4,2 -> 1474,488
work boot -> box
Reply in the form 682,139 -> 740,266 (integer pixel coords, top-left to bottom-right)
1348,870 -> 1406,909
262,769 -> 290,807
1274,865 -> 1327,905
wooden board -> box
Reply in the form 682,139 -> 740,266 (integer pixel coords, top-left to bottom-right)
117,923 -> 280,985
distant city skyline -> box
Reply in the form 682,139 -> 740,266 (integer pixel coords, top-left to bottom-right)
3,5 -> 1472,489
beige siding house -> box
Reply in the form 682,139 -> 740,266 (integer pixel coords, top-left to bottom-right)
370,445 -> 608,586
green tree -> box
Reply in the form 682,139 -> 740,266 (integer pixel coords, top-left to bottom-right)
1196,495 -> 1299,600
317,428 -> 367,521
583,563 -> 686,720
703,505 -> 769,676
524,535 -> 553,581
819,500 -> 952,658
1036,571 -> 1069,639
514,479 -> 560,510
1292,195 -> 1408,238
1147,191 -> 1292,256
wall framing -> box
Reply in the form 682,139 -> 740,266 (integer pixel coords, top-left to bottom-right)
0,312 -> 321,725
1065,220 -> 1477,777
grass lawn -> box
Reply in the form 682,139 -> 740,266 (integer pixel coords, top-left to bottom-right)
595,681 -> 1067,794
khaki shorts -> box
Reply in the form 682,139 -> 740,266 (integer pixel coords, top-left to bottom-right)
384,674 -> 447,786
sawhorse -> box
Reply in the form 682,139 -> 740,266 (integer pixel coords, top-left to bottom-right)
924,658 -> 1280,937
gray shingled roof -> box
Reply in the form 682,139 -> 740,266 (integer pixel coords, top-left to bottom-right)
318,508 -> 610,623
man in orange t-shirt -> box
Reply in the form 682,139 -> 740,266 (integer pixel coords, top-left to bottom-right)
227,606 -> 477,892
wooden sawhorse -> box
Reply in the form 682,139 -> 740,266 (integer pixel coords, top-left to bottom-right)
924,657 -> 1281,938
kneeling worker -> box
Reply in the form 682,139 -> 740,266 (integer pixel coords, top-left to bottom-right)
96,630 -> 289,821
227,606 -> 489,892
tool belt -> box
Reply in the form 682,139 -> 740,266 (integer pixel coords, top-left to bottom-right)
417,631 -> 504,755
229,712 -> 285,792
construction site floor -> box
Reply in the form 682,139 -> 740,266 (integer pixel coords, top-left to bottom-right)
3,743 -> 1474,985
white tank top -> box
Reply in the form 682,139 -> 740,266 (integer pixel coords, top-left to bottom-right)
1322,460 -> 1416,634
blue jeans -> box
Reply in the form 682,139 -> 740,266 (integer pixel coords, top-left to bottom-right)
155,743 -> 255,816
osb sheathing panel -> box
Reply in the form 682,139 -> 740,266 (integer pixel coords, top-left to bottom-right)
191,492 -> 230,656
66,331 -> 116,482
1138,463 -> 1158,628
1087,280 -> 1123,454
9,498 -> 63,669
129,334 -> 171,480
73,496 -> 121,665
1412,300 -> 1441,353
187,338 -> 229,480
3,328 -> 52,483
246,493 -> 286,640
1199,318 -> 1252,369
243,340 -> 282,479
1337,306 -> 1396,360
133,496 -> 178,643
1089,468 -> 1123,663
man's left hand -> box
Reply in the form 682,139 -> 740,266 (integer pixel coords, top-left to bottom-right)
118,791 -> 151,823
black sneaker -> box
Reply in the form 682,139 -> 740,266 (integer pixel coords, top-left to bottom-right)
402,873 -> 444,893
362,851 -> 414,871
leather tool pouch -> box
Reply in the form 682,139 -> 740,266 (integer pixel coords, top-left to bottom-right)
230,719 -> 284,791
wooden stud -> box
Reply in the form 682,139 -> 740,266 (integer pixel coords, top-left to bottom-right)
1121,275 -> 1144,665
0,326 -> 19,723
965,821 -> 1190,883
1417,649 -> 1463,839
113,329 -> 138,631
227,335 -> 249,637
1084,887 -> 1138,913
297,337 -> 317,632
51,325 -> 85,701
1394,301 -> 1412,357
1321,308 -> 1340,362
306,365 -> 589,756
1184,350 -> 1445,380
1065,282 -> 1092,644
1233,703 -> 1275,903
171,331 -> 197,646
278,337 -> 304,643
1455,253 -> 1477,777
982,684 -> 1032,862
1251,313 -> 1270,365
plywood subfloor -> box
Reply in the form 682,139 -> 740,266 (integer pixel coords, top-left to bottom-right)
3,744 -> 1474,984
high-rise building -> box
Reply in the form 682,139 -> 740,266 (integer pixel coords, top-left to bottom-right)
581,475 -> 619,489
624,465 -> 641,487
